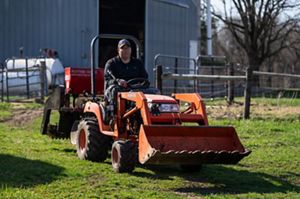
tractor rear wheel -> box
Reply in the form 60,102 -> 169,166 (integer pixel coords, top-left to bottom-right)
76,118 -> 111,162
111,140 -> 137,173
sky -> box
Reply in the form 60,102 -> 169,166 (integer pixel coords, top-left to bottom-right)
211,1 -> 224,13
209,0 -> 299,17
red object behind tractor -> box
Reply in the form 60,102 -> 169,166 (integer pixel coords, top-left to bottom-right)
41,34 -> 251,172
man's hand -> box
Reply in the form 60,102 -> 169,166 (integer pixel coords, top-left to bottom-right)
117,79 -> 127,88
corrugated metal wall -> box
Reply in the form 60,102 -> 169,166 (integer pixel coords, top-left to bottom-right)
145,0 -> 198,82
0,0 -> 198,78
0,0 -> 98,67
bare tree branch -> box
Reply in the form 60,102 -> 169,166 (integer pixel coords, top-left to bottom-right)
212,0 -> 300,68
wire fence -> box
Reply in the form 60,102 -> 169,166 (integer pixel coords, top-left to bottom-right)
196,55 -> 228,98
155,55 -> 236,98
154,54 -> 300,101
0,58 -> 47,102
235,66 -> 300,98
153,54 -> 198,94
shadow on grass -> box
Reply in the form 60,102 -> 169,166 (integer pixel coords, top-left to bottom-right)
51,147 -> 76,153
133,165 -> 175,180
133,165 -> 300,195
0,154 -> 65,188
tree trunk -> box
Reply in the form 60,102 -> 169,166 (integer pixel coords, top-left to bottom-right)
248,54 -> 261,89
244,55 -> 261,119
267,61 -> 272,88
227,63 -> 234,105
244,67 -> 253,119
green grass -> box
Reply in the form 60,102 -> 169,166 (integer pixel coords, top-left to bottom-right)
0,102 -> 12,121
0,101 -> 43,121
0,100 -> 299,198
22,102 -> 44,109
251,97 -> 300,106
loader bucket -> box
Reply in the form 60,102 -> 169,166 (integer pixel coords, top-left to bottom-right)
138,125 -> 251,165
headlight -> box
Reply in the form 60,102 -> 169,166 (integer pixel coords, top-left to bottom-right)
148,103 -> 179,113
159,104 -> 180,112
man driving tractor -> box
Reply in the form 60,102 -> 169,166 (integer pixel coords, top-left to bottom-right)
104,39 -> 149,124
41,35 -> 251,173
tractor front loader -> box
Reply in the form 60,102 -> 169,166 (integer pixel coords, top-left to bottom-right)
41,34 -> 251,173
78,90 -> 251,172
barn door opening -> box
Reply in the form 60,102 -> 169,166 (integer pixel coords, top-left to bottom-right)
98,0 -> 145,68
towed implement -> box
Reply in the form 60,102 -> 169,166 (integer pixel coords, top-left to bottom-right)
41,34 -> 251,172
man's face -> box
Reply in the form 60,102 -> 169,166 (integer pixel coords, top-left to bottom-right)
118,45 -> 131,60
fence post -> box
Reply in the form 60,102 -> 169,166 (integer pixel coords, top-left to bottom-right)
196,56 -> 199,93
244,67 -> 253,119
25,58 -> 30,99
210,57 -> 214,98
6,65 -> 9,102
40,61 -> 46,102
227,63 -> 234,104
174,58 -> 178,94
156,65 -> 163,94
1,64 -> 3,102
193,60 -> 197,92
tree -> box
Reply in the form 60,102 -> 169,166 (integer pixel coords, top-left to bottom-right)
212,0 -> 300,118
214,0 -> 300,71
215,27 -> 248,65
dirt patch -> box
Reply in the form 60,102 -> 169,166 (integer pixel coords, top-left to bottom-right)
2,101 -> 299,126
206,104 -> 243,119
5,108 -> 43,126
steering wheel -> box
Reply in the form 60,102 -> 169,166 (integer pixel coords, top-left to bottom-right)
126,78 -> 150,89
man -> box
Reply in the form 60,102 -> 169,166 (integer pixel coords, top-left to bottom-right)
104,39 -> 149,123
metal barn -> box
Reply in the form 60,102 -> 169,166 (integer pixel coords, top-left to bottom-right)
0,0 -> 199,82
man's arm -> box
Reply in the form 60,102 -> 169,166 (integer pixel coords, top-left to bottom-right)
105,58 -> 128,88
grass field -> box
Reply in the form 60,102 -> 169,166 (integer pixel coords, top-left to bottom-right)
0,103 -> 12,121
0,98 -> 299,198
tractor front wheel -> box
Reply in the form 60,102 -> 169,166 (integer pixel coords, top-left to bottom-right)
76,118 -> 111,162
111,140 -> 137,173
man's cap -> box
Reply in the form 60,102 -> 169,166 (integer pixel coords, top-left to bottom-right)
118,39 -> 131,48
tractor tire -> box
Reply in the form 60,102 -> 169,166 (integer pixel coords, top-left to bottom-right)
111,140 -> 137,173
76,118 -> 111,162
180,164 -> 202,172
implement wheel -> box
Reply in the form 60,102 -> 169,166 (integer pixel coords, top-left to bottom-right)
76,118 -> 111,162
111,140 -> 137,173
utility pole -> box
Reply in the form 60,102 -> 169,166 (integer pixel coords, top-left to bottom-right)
206,0 -> 214,98
198,0 -> 201,55
206,0 -> 212,56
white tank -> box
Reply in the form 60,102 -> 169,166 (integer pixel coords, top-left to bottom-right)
1,58 -> 65,95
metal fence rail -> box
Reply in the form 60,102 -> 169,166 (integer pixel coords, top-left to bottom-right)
155,54 -> 231,97
156,65 -> 300,94
0,58 -> 47,102
154,54 -> 198,93
253,71 -> 300,78
154,54 -> 300,118
155,54 -> 300,97
162,73 -> 246,81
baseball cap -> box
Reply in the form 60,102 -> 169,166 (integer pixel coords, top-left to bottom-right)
118,39 -> 131,48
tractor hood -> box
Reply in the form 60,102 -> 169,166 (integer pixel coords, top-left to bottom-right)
145,94 -> 177,104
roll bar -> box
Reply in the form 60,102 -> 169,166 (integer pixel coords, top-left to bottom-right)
90,34 -> 142,99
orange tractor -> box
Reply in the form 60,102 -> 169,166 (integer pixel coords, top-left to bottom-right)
41,35 -> 251,172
